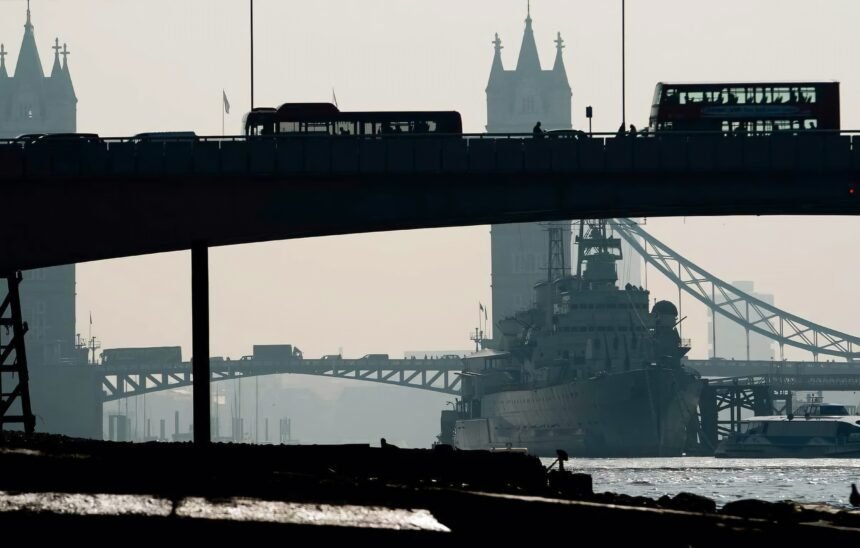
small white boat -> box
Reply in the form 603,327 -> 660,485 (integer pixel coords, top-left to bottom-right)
716,400 -> 860,458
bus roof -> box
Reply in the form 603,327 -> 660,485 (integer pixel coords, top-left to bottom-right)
657,81 -> 839,87
276,103 -> 341,116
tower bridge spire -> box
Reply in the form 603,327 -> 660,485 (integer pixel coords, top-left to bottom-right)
51,37 -> 62,76
553,31 -> 569,78
15,0 -> 45,80
0,44 -> 8,78
516,0 -> 541,72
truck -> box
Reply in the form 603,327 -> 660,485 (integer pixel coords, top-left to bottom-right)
101,346 -> 182,367
252,344 -> 303,363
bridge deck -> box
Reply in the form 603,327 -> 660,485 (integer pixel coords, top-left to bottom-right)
1,132 -> 860,272
4,133 -> 860,179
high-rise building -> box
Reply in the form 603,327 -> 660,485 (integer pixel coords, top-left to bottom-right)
0,4 -> 79,367
708,281 -> 776,360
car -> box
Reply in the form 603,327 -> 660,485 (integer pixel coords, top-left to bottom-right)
33,133 -> 102,145
546,129 -> 589,140
132,131 -> 198,142
14,133 -> 46,143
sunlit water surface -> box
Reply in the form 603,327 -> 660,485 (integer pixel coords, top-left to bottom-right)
538,457 -> 860,508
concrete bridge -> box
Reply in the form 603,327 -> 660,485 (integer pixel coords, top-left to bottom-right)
1,131 -> 859,272
5,130 -> 860,443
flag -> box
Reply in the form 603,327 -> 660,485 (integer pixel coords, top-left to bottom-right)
89,311 -> 92,326
332,88 -> 338,108
223,90 -> 230,114
479,303 -> 487,321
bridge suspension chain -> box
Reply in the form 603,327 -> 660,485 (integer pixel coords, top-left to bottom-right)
608,218 -> 860,361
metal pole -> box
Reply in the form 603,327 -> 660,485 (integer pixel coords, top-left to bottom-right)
745,301 -> 751,362
192,242 -> 211,445
712,284 -> 717,358
621,0 -> 626,129
250,0 -> 255,110
677,263 -> 683,339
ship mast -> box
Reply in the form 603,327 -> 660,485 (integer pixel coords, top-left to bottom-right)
576,220 -> 623,288
546,223 -> 568,282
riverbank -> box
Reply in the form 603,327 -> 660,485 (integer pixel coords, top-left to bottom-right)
1,433 -> 859,543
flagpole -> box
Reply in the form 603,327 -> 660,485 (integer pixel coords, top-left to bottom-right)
250,0 -> 255,110
222,92 -> 225,136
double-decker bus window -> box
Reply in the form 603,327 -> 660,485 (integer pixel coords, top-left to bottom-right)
304,121 -> 329,134
279,121 -> 300,133
333,121 -> 355,135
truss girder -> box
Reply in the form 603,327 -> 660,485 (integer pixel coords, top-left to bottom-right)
100,360 -> 464,402
609,219 -> 860,360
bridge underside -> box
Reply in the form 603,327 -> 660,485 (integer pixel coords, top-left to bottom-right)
1,170 -> 857,272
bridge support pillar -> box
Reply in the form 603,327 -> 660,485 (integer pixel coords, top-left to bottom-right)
699,383 -> 718,452
192,242 -> 210,445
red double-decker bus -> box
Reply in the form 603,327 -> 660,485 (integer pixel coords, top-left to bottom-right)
649,82 -> 840,133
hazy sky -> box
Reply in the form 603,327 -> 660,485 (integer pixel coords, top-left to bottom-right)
2,0 -> 860,376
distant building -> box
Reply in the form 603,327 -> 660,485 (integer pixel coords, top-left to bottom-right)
708,281 -> 776,360
486,8 -> 639,331
0,5 -> 79,367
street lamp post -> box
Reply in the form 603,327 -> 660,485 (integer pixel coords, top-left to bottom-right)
622,0 -> 626,130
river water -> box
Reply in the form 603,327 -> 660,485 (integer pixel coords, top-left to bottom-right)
539,457 -> 860,508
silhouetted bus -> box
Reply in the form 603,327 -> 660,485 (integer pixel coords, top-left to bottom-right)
649,82 -> 840,133
243,103 -> 463,137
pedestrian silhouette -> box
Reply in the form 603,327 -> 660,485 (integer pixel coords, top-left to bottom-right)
533,121 -> 545,138
851,483 -> 860,507
381,437 -> 399,450
629,124 -> 638,137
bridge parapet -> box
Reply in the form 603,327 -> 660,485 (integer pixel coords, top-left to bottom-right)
3,131 -> 860,181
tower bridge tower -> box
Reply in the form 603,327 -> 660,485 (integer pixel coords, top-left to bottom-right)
486,7 -> 641,331
486,7 -> 572,330
0,3 -> 79,370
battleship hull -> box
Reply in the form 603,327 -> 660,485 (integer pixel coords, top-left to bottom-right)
453,367 -> 702,458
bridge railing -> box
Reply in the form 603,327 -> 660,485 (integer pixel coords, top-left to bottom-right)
2,130 -> 860,180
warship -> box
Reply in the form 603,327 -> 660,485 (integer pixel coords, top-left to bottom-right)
443,220 -> 703,457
